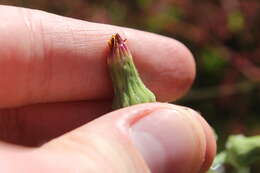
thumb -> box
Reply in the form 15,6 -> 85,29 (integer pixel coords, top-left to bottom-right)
39,103 -> 216,173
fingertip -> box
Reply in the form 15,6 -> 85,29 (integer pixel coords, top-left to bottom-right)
0,6 -> 195,107
125,30 -> 196,102
191,110 -> 217,173
129,104 -> 208,173
92,103 -> 214,173
41,103 -> 214,173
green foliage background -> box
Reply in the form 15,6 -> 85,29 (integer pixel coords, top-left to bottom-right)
2,0 -> 259,172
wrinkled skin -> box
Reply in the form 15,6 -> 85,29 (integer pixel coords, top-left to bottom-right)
0,5 -> 215,173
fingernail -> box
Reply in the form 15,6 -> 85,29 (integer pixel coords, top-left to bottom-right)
130,108 -> 203,173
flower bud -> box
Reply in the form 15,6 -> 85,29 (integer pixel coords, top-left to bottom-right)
107,34 -> 156,109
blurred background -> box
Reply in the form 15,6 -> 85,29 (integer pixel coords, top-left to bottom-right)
1,0 -> 259,171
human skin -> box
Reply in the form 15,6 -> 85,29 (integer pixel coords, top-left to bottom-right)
0,5 -> 216,173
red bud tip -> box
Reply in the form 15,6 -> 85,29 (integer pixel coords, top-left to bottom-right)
108,33 -> 131,61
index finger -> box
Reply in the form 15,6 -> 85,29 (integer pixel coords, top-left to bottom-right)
0,5 -> 195,108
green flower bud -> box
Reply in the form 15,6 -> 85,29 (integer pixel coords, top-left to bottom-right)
107,34 -> 156,109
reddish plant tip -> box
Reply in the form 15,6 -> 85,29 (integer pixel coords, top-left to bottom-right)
108,35 -> 116,50
108,33 -> 130,60
115,33 -> 127,46
108,33 -> 127,49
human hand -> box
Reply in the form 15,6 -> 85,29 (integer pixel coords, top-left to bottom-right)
0,5 -> 216,173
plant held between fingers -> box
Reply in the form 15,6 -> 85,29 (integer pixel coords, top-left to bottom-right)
106,34 -> 260,173
107,34 -> 156,109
